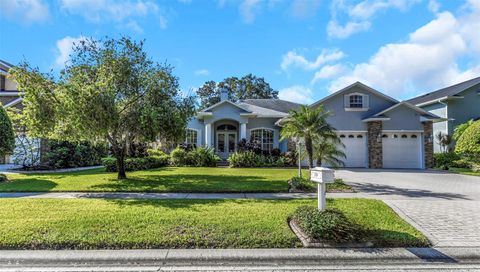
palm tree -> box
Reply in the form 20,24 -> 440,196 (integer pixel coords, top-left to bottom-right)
280,105 -> 337,169
314,137 -> 346,167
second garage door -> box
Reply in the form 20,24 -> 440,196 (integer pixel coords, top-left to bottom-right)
382,133 -> 422,169
338,133 -> 367,168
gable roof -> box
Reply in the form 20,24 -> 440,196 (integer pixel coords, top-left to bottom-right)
407,76 -> 480,106
200,100 -> 252,113
369,102 -> 440,120
236,102 -> 289,118
240,99 -> 303,113
310,81 -> 398,108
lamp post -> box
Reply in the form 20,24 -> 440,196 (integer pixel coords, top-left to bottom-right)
310,167 -> 335,211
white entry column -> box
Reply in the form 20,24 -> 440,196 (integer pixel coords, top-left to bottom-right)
205,123 -> 212,147
240,123 -> 247,140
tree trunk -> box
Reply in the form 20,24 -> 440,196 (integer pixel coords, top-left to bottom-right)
116,152 -> 127,180
305,135 -> 314,169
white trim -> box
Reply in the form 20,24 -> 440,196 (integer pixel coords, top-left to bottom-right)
335,130 -> 368,133
362,117 -> 390,122
185,128 -> 200,147
373,102 -> 439,119
345,108 -> 369,112
0,92 -> 21,96
310,81 -> 398,108
201,100 -> 252,113
382,130 -> 424,133
215,131 -> 237,157
415,96 -> 465,107
3,97 -> 23,108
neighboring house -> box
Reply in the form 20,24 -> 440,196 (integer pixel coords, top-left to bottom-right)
407,77 -> 480,153
0,59 -> 42,165
187,82 -> 440,169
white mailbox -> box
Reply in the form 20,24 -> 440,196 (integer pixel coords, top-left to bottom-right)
310,167 -> 335,211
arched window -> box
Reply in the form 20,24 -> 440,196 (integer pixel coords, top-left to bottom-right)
185,129 -> 198,147
217,124 -> 236,131
340,134 -> 346,138
348,135 -> 355,138
250,129 -> 274,152
382,134 -> 388,138
401,134 -> 408,138
411,135 -> 418,138
357,135 -> 363,138
393,134 -> 398,138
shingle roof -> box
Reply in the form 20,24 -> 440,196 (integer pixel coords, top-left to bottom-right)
240,99 -> 303,113
235,102 -> 288,117
407,76 -> 480,105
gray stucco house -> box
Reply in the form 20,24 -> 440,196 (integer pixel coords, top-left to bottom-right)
407,77 -> 480,153
186,82 -> 440,169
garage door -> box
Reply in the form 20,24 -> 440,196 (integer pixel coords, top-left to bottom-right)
382,133 -> 422,169
338,133 -> 367,168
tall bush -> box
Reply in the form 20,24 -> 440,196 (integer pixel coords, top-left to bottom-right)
45,140 -> 108,169
0,105 -> 15,159
455,120 -> 480,161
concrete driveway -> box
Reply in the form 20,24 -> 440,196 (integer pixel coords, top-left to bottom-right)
336,169 -> 480,247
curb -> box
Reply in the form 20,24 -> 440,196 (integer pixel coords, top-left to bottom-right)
0,248 -> 479,265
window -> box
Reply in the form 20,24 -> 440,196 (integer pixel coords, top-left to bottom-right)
401,134 -> 408,138
185,129 -> 198,147
250,129 -> 274,152
357,135 -> 363,138
217,124 -> 236,131
0,75 -> 5,91
411,135 -> 418,139
349,95 -> 363,108
382,134 -> 388,138
339,134 -> 346,138
348,135 -> 355,138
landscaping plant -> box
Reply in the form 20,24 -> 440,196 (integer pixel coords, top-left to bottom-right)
0,104 -> 15,160
290,206 -> 360,243
10,37 -> 195,179
455,119 -> 480,166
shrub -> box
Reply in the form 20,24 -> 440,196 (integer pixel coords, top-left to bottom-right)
147,149 -> 167,157
433,152 -> 460,169
228,151 -> 289,168
170,147 -> 189,166
290,206 -> 360,243
102,155 -> 169,172
0,174 -> 9,183
188,147 -> 220,167
284,151 -> 297,166
0,105 -> 15,158
288,176 -> 315,192
456,120 -> 480,162
45,140 -> 108,169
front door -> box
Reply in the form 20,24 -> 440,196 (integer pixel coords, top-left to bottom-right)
216,132 -> 237,159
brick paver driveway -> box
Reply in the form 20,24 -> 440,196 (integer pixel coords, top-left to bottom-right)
336,169 -> 480,247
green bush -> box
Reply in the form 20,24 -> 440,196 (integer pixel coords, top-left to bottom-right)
170,147 -> 188,166
290,206 -> 360,243
456,120 -> 480,162
288,176 -> 316,192
228,151 -> 287,168
0,105 -> 15,158
188,147 -> 220,167
102,155 -> 169,172
433,152 -> 460,169
45,140 -> 108,169
146,149 -> 167,157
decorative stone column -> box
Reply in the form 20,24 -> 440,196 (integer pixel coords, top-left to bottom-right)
423,121 -> 434,169
367,121 -> 383,168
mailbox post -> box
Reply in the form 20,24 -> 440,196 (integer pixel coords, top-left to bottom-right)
310,167 -> 335,211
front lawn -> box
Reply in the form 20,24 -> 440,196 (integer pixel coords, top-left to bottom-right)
0,198 -> 428,249
448,167 -> 480,177
0,167 -> 353,193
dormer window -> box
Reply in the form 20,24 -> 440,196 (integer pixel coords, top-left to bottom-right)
344,93 -> 369,111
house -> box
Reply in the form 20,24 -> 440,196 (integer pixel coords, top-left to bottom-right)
407,77 -> 480,153
186,82 -> 440,169
0,59 -> 42,165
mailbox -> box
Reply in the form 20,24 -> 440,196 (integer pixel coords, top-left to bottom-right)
310,167 -> 335,211
310,167 -> 335,184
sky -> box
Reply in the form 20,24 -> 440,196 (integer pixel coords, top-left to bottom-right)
1,0 -> 479,104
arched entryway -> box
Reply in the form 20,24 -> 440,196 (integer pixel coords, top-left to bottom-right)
214,120 -> 239,159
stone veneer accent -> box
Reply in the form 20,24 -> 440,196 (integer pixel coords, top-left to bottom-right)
367,121 -> 383,168
423,121 -> 434,168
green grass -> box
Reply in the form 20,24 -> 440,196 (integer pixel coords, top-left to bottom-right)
0,198 -> 428,249
0,167 -> 353,193
448,167 -> 480,177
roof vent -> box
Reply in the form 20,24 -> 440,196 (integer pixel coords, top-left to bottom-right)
220,88 -> 228,101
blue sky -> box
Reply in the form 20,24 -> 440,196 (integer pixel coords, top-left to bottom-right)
1,0 -> 479,104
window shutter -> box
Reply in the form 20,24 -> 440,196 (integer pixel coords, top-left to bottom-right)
363,94 -> 369,108
344,95 -> 349,108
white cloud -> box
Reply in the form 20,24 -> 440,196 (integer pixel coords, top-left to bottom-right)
312,64 -> 347,83
327,0 -> 421,39
291,0 -> 321,18
327,7 -> 480,98
55,36 -> 87,68
60,0 -> 167,29
1,0 -> 50,24
428,0 -> 440,13
281,49 -> 345,71
239,0 -> 261,23
125,20 -> 143,33
194,69 -> 210,76
278,85 -> 314,104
